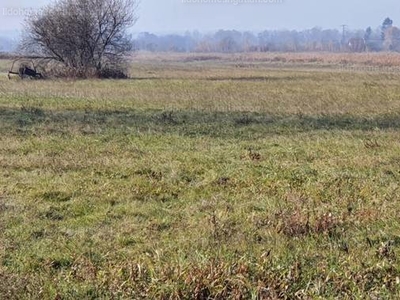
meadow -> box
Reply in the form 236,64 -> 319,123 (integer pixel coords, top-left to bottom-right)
1,52 -> 400,299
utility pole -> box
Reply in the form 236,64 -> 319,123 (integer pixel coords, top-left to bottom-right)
340,24 -> 347,51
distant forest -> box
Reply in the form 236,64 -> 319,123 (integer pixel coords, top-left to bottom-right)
1,18 -> 400,54
134,18 -> 400,53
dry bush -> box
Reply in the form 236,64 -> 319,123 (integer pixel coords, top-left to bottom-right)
34,61 -> 129,79
98,65 -> 129,79
21,0 -> 137,79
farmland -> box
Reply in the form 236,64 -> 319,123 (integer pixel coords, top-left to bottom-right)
1,52 -> 400,299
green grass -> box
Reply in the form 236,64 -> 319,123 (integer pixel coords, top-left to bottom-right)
1,55 -> 400,299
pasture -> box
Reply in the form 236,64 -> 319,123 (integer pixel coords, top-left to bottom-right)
1,52 -> 400,299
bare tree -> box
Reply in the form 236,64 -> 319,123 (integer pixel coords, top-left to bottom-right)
383,26 -> 400,51
21,0 -> 138,77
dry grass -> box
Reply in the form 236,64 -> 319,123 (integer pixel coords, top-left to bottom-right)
0,59 -> 11,74
134,51 -> 400,68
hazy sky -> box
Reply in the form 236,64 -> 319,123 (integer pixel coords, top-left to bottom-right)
0,0 -> 399,33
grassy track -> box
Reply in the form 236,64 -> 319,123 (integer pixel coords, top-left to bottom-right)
1,53 -> 400,298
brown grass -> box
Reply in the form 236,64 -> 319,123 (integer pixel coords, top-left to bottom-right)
134,51 -> 400,69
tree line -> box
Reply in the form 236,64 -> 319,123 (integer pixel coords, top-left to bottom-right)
134,18 -> 400,53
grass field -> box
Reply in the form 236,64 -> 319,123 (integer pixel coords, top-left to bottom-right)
1,53 -> 400,299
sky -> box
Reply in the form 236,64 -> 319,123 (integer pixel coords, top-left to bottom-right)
0,0 -> 399,34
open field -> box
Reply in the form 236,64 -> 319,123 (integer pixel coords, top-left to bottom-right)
1,53 -> 400,299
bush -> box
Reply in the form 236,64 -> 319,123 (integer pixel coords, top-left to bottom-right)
21,0 -> 138,79
98,66 -> 129,79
